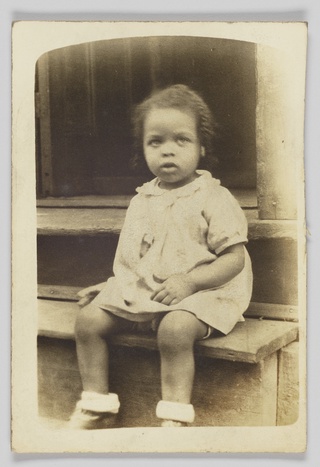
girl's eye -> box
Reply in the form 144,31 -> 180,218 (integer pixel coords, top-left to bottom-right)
177,136 -> 191,145
148,139 -> 161,147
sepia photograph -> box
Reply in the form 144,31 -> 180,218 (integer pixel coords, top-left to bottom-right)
11,21 -> 307,453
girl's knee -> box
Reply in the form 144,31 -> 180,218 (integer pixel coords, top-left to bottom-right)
157,310 -> 201,352
74,305 -> 111,341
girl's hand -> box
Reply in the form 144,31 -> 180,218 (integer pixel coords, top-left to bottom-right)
151,274 -> 196,306
77,282 -> 106,308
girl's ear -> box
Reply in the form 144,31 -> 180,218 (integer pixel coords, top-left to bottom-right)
200,146 -> 206,157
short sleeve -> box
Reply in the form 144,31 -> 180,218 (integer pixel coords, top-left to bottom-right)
204,185 -> 248,255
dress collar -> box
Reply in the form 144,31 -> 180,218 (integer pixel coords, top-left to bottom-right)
136,170 -> 219,198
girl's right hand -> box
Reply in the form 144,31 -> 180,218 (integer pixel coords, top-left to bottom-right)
151,274 -> 196,306
77,282 -> 107,308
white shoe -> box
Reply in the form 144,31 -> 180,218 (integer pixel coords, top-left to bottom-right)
68,407 -> 116,430
68,391 -> 120,429
161,419 -> 188,427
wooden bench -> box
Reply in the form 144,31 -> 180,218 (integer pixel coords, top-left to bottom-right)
38,298 -> 298,365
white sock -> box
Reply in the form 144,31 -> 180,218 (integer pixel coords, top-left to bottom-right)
156,400 -> 195,423
78,391 -> 120,414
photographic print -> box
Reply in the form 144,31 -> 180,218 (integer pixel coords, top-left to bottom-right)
11,21 -> 307,453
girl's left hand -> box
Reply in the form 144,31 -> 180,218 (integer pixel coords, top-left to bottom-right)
151,274 -> 196,306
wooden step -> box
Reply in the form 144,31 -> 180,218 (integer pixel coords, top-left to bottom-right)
38,299 -> 299,364
37,206 -> 297,240
36,189 -> 258,209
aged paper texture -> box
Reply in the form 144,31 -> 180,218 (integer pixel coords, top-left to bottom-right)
11,21 -> 307,453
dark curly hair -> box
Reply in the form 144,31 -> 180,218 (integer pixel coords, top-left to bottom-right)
131,84 -> 218,174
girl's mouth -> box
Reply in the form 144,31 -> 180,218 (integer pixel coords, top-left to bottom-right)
160,162 -> 178,170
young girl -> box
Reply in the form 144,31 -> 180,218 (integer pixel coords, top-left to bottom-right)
69,84 -> 253,429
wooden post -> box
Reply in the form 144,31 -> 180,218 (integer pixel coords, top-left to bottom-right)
256,45 -> 305,220
36,53 -> 54,197
277,341 -> 300,425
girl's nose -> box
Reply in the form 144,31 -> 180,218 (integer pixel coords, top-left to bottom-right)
161,141 -> 175,156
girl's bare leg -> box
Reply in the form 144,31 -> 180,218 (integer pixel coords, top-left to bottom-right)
74,303 -> 131,394
157,310 -> 208,404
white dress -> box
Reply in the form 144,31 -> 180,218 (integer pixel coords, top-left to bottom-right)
91,170 -> 253,335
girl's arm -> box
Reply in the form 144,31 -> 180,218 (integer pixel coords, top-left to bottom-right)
187,243 -> 245,291
151,244 -> 245,306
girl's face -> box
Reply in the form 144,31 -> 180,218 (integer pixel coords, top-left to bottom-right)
143,107 -> 203,189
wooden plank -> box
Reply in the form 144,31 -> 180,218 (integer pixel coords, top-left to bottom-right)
37,207 -> 297,240
197,320 -> 298,363
36,189 -> 257,209
37,195 -> 132,209
38,285 -> 82,301
245,302 -> 298,322
37,284 -> 299,322
37,208 -> 125,236
260,353 -> 278,425
38,299 -> 299,364
229,189 -> 257,208
248,220 -> 297,241
277,341 -> 300,425
36,53 -> 54,197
